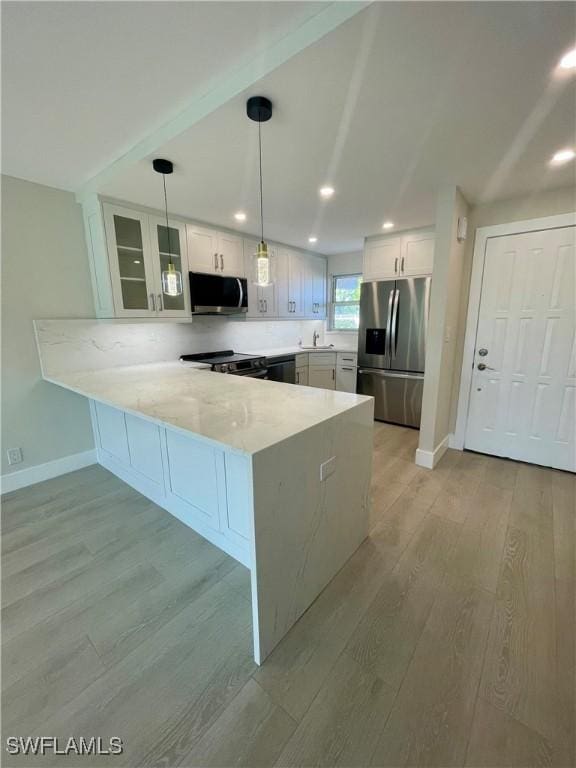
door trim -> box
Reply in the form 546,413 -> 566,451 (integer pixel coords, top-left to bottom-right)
452,212 -> 576,451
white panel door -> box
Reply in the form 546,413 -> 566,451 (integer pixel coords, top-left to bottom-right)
465,226 -> 575,471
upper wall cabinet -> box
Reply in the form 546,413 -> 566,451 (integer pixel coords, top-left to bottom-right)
187,225 -> 244,277
305,255 -> 327,318
278,248 -> 306,318
82,195 -> 325,320
103,203 -> 190,318
363,230 -> 434,281
244,239 -> 278,318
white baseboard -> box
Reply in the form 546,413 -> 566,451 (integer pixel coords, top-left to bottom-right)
1,449 -> 97,494
415,435 -> 450,469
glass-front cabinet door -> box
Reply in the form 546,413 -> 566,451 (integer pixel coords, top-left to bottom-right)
149,217 -> 189,317
104,204 -> 156,316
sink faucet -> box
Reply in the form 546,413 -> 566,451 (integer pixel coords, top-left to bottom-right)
313,331 -> 320,348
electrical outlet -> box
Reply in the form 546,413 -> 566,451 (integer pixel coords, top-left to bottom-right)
7,447 -> 23,466
320,456 -> 336,482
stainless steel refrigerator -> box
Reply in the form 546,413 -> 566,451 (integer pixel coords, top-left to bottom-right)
357,277 -> 431,428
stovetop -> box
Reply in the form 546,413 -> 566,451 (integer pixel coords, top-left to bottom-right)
180,350 -> 262,365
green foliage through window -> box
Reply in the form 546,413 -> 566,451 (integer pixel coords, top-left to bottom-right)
331,274 -> 361,330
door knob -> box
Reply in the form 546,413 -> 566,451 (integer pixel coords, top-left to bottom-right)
477,362 -> 495,371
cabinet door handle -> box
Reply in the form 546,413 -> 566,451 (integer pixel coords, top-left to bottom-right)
332,368 -> 335,380
401,256 -> 405,273
394,257 -> 398,274
220,254 -> 224,272
157,293 -> 163,311
214,253 -> 219,271
296,371 -> 300,384
341,367 -> 354,371
150,293 -> 156,312
264,299 -> 268,312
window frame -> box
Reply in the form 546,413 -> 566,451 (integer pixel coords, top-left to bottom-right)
329,272 -> 362,332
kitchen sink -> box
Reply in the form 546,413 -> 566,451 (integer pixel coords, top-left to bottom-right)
299,345 -> 335,350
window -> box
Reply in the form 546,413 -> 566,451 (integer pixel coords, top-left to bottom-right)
330,274 -> 361,330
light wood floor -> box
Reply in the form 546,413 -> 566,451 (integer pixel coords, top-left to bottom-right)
2,422 -> 574,767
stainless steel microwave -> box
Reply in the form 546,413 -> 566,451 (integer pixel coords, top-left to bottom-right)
189,272 -> 248,315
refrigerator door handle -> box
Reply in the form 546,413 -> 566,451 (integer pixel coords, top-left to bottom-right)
358,368 -> 424,380
391,289 -> 400,358
386,289 -> 395,358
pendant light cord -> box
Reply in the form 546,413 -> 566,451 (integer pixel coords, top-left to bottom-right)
258,118 -> 264,244
162,173 -> 173,266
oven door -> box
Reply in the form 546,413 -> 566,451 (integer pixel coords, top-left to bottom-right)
189,272 -> 248,314
232,368 -> 269,379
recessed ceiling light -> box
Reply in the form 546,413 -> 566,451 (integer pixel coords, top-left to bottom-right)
559,48 -> 576,70
550,148 -> 575,166
308,236 -> 318,244
382,221 -> 394,230
234,211 -> 247,222
319,186 -> 335,199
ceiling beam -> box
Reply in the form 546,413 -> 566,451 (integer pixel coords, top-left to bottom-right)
76,1 -> 370,202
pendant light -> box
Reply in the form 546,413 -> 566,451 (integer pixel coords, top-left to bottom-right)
153,158 -> 183,297
247,96 -> 273,286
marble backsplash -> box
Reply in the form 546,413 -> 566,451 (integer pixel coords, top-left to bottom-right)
34,317 -> 325,377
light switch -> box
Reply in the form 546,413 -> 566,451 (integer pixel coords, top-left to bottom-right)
320,456 -> 336,482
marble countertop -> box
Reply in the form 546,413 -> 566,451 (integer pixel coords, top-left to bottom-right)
45,361 -> 371,456
243,345 -> 357,357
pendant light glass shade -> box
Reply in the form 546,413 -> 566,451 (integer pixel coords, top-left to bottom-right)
153,158 -> 183,298
254,240 -> 272,286
162,262 -> 183,296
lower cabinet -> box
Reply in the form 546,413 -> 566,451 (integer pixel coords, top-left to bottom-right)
164,429 -> 224,529
295,366 -> 309,386
91,401 -> 251,565
336,365 -> 357,393
308,365 -> 336,390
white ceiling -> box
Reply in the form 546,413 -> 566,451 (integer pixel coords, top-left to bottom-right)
4,2 -> 576,254
1,0 -> 326,189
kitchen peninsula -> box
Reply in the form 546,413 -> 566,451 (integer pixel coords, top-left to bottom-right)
36,334 -> 373,664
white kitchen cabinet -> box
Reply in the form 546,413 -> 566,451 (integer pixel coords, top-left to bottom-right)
164,429 -> 224,530
187,225 -> 244,277
305,255 -> 327,318
218,232 -> 244,276
104,205 -> 157,317
148,216 -> 190,317
84,195 -> 327,321
401,231 -> 435,276
244,239 -> 278,318
336,364 -> 357,393
295,366 -> 309,386
363,230 -> 434,280
103,203 -> 189,318
186,224 -> 219,274
308,365 -> 336,390
278,248 -> 305,317
363,237 -> 402,281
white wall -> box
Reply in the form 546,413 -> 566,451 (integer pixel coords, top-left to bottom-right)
1,176 -> 96,479
418,186 -> 469,463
